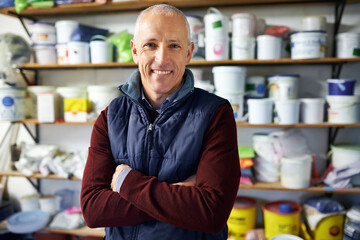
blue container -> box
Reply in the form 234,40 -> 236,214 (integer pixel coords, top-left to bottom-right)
328,79 -> 356,95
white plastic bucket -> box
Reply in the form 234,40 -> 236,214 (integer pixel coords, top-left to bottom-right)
281,155 -> 312,189
301,16 -> 327,31
205,37 -> 229,61
326,95 -> 360,123
246,76 -> 266,98
55,20 -> 79,44
204,7 -> 229,38
231,36 -> 255,60
247,98 -> 274,124
56,86 -> 88,122
257,35 -> 282,60
331,144 -> 360,168
254,156 -> 280,182
33,45 -> 57,64
274,99 -> 300,125
215,92 -> 244,122
268,75 -> 299,100
0,87 -> 25,121
291,31 -> 327,59
231,13 -> 256,37
336,32 -> 360,58
29,22 -> 56,45
55,43 -> 68,64
300,98 -> 325,124
68,41 -> 89,64
56,86 -> 87,99
87,85 -> 119,115
212,66 -> 247,94
90,35 -> 113,64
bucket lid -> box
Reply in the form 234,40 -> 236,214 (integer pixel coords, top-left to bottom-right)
337,32 -> 360,39
56,86 -> 87,94
231,13 -> 256,19
270,235 -> 304,240
256,34 -> 281,40
331,144 -> 360,152
262,201 -> 302,215
247,98 -> 273,103
55,20 -> 78,27
28,86 -> 56,94
281,155 -> 312,164
6,210 -> 50,234
347,205 -> 360,222
327,78 -> 356,83
30,21 -> 55,27
233,196 -> 256,209
0,87 -> 26,91
326,95 -> 360,101
268,74 -> 300,78
212,66 -> 246,73
300,98 -> 325,103
291,30 -> 327,35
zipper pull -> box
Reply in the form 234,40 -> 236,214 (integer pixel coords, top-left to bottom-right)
148,123 -> 153,149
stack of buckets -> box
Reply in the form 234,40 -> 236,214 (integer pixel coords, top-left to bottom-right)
204,7 -> 229,60
213,66 -> 246,121
326,78 -> 360,123
29,22 -> 57,64
231,12 -> 256,60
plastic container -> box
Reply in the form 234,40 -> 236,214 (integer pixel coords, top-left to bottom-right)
231,13 -> 256,36
20,194 -> 40,211
7,210 -> 51,234
56,87 -> 88,122
274,99 -> 300,124
247,98 -> 274,124
271,235 -> 304,240
246,76 -> 266,98
344,205 -> 360,240
326,95 -> 360,123
327,79 -> 356,95
330,144 -> 360,168
336,32 -> 360,58
56,43 -> 68,64
55,20 -> 79,44
0,87 -> 25,121
301,16 -> 327,31
280,155 -> 312,189
215,92 -> 244,122
290,31 -> 327,59
205,37 -> 229,61
300,98 -> 325,123
204,7 -> 229,38
29,22 -> 56,45
87,85 -> 119,116
263,201 -> 302,239
212,66 -> 246,94
27,86 -> 56,119
33,45 -> 57,64
90,35 -> 113,64
231,36 -> 255,60
227,196 -> 257,240
268,74 -> 299,100
257,35 -> 282,60
68,41 -> 90,64
254,156 -> 280,182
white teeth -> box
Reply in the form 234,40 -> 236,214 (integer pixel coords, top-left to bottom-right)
153,70 -> 171,75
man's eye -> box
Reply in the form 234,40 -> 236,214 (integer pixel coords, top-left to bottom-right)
144,43 -> 156,48
170,44 -> 180,48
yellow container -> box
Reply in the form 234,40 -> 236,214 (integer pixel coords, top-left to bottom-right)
263,201 -> 302,239
227,196 -> 257,240
312,214 -> 344,240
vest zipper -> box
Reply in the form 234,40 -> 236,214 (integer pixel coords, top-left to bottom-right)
147,123 -> 153,150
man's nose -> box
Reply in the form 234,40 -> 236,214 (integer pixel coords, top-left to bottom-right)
155,45 -> 169,64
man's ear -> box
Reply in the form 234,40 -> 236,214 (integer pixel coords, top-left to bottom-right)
131,40 -> 138,64
185,42 -> 195,65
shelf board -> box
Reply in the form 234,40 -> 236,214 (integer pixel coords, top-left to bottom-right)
2,0 -> 360,18
240,181 -> 360,194
18,119 -> 96,125
0,169 -> 81,181
16,58 -> 360,70
236,122 -> 360,128
42,226 -> 104,238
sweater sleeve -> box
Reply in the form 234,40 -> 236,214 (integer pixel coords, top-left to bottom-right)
119,103 -> 240,233
80,107 -> 154,228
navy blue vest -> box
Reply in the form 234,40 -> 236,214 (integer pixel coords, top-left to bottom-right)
106,70 -> 229,240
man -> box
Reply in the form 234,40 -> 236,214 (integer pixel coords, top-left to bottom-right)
81,4 -> 240,240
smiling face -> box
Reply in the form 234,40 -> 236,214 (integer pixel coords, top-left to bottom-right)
131,11 -> 194,106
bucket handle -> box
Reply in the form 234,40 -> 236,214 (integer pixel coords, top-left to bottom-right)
90,35 -> 107,42
207,7 -> 223,16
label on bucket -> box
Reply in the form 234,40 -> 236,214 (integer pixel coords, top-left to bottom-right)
212,20 -> 222,29
0,94 -> 25,121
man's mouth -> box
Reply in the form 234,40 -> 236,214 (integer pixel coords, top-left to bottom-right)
152,69 -> 172,75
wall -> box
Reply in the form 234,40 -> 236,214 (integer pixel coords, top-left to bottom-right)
0,2 -> 359,219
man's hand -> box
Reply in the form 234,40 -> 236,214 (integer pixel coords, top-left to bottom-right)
111,164 -> 131,192
172,174 -> 196,187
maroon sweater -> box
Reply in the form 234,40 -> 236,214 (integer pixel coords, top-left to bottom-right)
81,103 -> 240,233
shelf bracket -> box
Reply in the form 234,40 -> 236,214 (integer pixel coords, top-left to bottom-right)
25,177 -> 40,193
328,126 -> 342,150
17,15 -> 33,38
21,123 -> 39,143
331,62 -> 343,78
332,0 -> 347,57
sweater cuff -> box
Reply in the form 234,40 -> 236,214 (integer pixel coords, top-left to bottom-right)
115,167 -> 132,193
